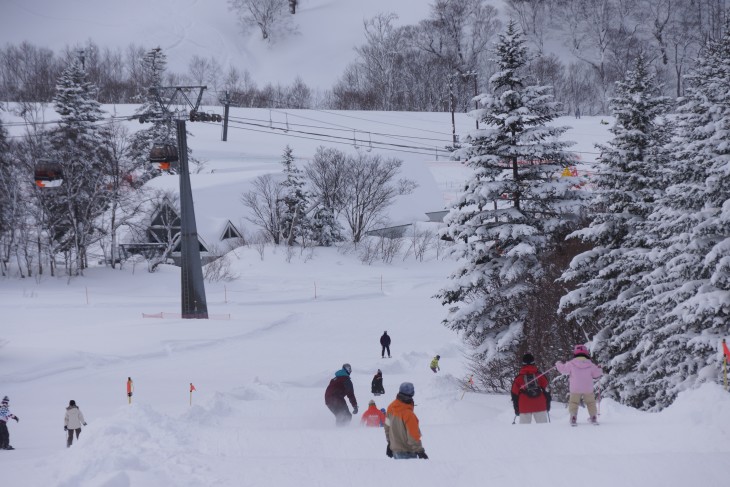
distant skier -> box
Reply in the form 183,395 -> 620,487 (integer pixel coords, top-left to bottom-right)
556,345 -> 603,426
324,363 -> 358,426
64,400 -> 87,448
430,355 -> 440,373
575,107 -> 581,119
0,396 -> 19,450
511,353 -> 550,424
360,399 -> 386,427
380,331 -> 391,358
371,369 -> 385,396
384,382 -> 428,459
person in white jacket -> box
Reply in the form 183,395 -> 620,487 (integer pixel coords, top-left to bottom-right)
64,400 -> 87,448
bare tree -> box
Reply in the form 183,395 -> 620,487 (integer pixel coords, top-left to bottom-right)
241,174 -> 284,244
341,152 -> 414,243
228,0 -> 293,42
304,146 -> 349,216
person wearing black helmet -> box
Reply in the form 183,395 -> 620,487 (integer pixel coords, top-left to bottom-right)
324,363 -> 359,426
0,395 -> 19,450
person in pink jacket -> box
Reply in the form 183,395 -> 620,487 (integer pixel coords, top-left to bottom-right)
555,344 -> 603,426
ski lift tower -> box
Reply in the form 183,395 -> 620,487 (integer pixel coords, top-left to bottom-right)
140,86 -> 221,319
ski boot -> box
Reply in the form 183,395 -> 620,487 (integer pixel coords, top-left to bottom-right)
570,416 -> 577,427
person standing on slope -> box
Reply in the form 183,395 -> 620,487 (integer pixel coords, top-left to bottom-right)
0,396 -> 19,450
371,369 -> 385,396
360,399 -> 386,427
324,363 -> 358,426
511,353 -> 550,424
380,331 -> 391,358
64,400 -> 87,448
556,345 -> 603,426
384,382 -> 428,459
430,355 -> 440,373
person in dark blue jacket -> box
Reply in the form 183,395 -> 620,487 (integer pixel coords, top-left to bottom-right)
324,363 -> 358,426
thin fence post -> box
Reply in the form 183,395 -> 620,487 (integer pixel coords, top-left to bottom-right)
85,287 -> 89,305
224,285 -> 227,304
314,281 -> 317,299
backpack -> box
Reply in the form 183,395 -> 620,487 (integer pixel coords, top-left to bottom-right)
522,373 -> 543,398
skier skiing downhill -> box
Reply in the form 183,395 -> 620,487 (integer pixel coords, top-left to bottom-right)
324,363 -> 358,426
371,369 -> 385,396
511,353 -> 550,424
0,396 -> 19,450
556,345 -> 603,426
360,400 -> 386,427
384,382 -> 428,459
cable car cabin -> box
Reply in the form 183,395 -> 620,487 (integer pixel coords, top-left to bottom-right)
149,143 -> 179,171
34,163 -> 63,188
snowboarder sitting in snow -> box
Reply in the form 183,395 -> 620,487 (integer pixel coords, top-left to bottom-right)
64,400 -> 87,448
384,382 -> 428,460
0,395 -> 19,450
430,355 -> 440,373
556,345 -> 603,426
361,399 -> 386,427
511,353 -> 550,424
371,369 -> 385,396
380,331 -> 391,358
324,363 -> 358,426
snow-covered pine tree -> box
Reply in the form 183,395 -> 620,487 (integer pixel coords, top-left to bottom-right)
128,48 -> 176,178
558,54 -> 673,408
46,56 -> 108,276
279,145 -> 309,246
437,20 -> 580,385
620,32 -> 730,410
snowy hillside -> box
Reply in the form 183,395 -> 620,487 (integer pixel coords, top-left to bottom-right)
0,0 -> 448,90
2,104 -> 729,486
1,242 -> 729,487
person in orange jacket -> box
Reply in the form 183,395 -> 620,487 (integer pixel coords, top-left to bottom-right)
360,399 -> 386,427
384,382 -> 428,459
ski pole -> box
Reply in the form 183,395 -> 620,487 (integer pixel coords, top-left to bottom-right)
520,366 -> 557,391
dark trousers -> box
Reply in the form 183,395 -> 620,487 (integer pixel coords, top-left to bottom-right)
381,345 -> 390,357
0,421 -> 9,448
326,399 -> 352,426
67,428 -> 81,447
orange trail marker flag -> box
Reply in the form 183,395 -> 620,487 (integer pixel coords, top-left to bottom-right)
723,340 -> 729,391
190,383 -> 196,405
127,377 -> 133,404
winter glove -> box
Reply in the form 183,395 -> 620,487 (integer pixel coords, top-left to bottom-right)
417,450 -> 429,459
386,444 -> 393,458
83,423 -> 87,426
13,416 -> 19,422
352,406 -> 358,415
64,426 -> 68,431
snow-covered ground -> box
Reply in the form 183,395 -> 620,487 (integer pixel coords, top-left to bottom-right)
1,242 -> 729,487
0,107 -> 728,487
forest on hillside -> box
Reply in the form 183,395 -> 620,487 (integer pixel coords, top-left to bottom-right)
1,0 -> 727,114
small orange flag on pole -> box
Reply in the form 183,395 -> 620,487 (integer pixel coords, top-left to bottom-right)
722,340 -> 729,391
190,383 -> 196,406
127,377 -> 134,404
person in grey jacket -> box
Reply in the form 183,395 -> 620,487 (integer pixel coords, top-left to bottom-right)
64,400 -> 87,448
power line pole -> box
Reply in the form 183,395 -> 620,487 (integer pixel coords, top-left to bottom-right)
222,91 -> 230,142
448,73 -> 457,145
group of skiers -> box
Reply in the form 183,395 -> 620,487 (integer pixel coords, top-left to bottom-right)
0,396 -> 88,450
323,342 -> 602,460
511,344 -> 603,426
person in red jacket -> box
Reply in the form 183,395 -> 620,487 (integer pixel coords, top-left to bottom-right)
360,400 -> 386,427
511,353 -> 550,424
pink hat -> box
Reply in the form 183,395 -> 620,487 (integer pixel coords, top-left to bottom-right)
573,344 -> 590,356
